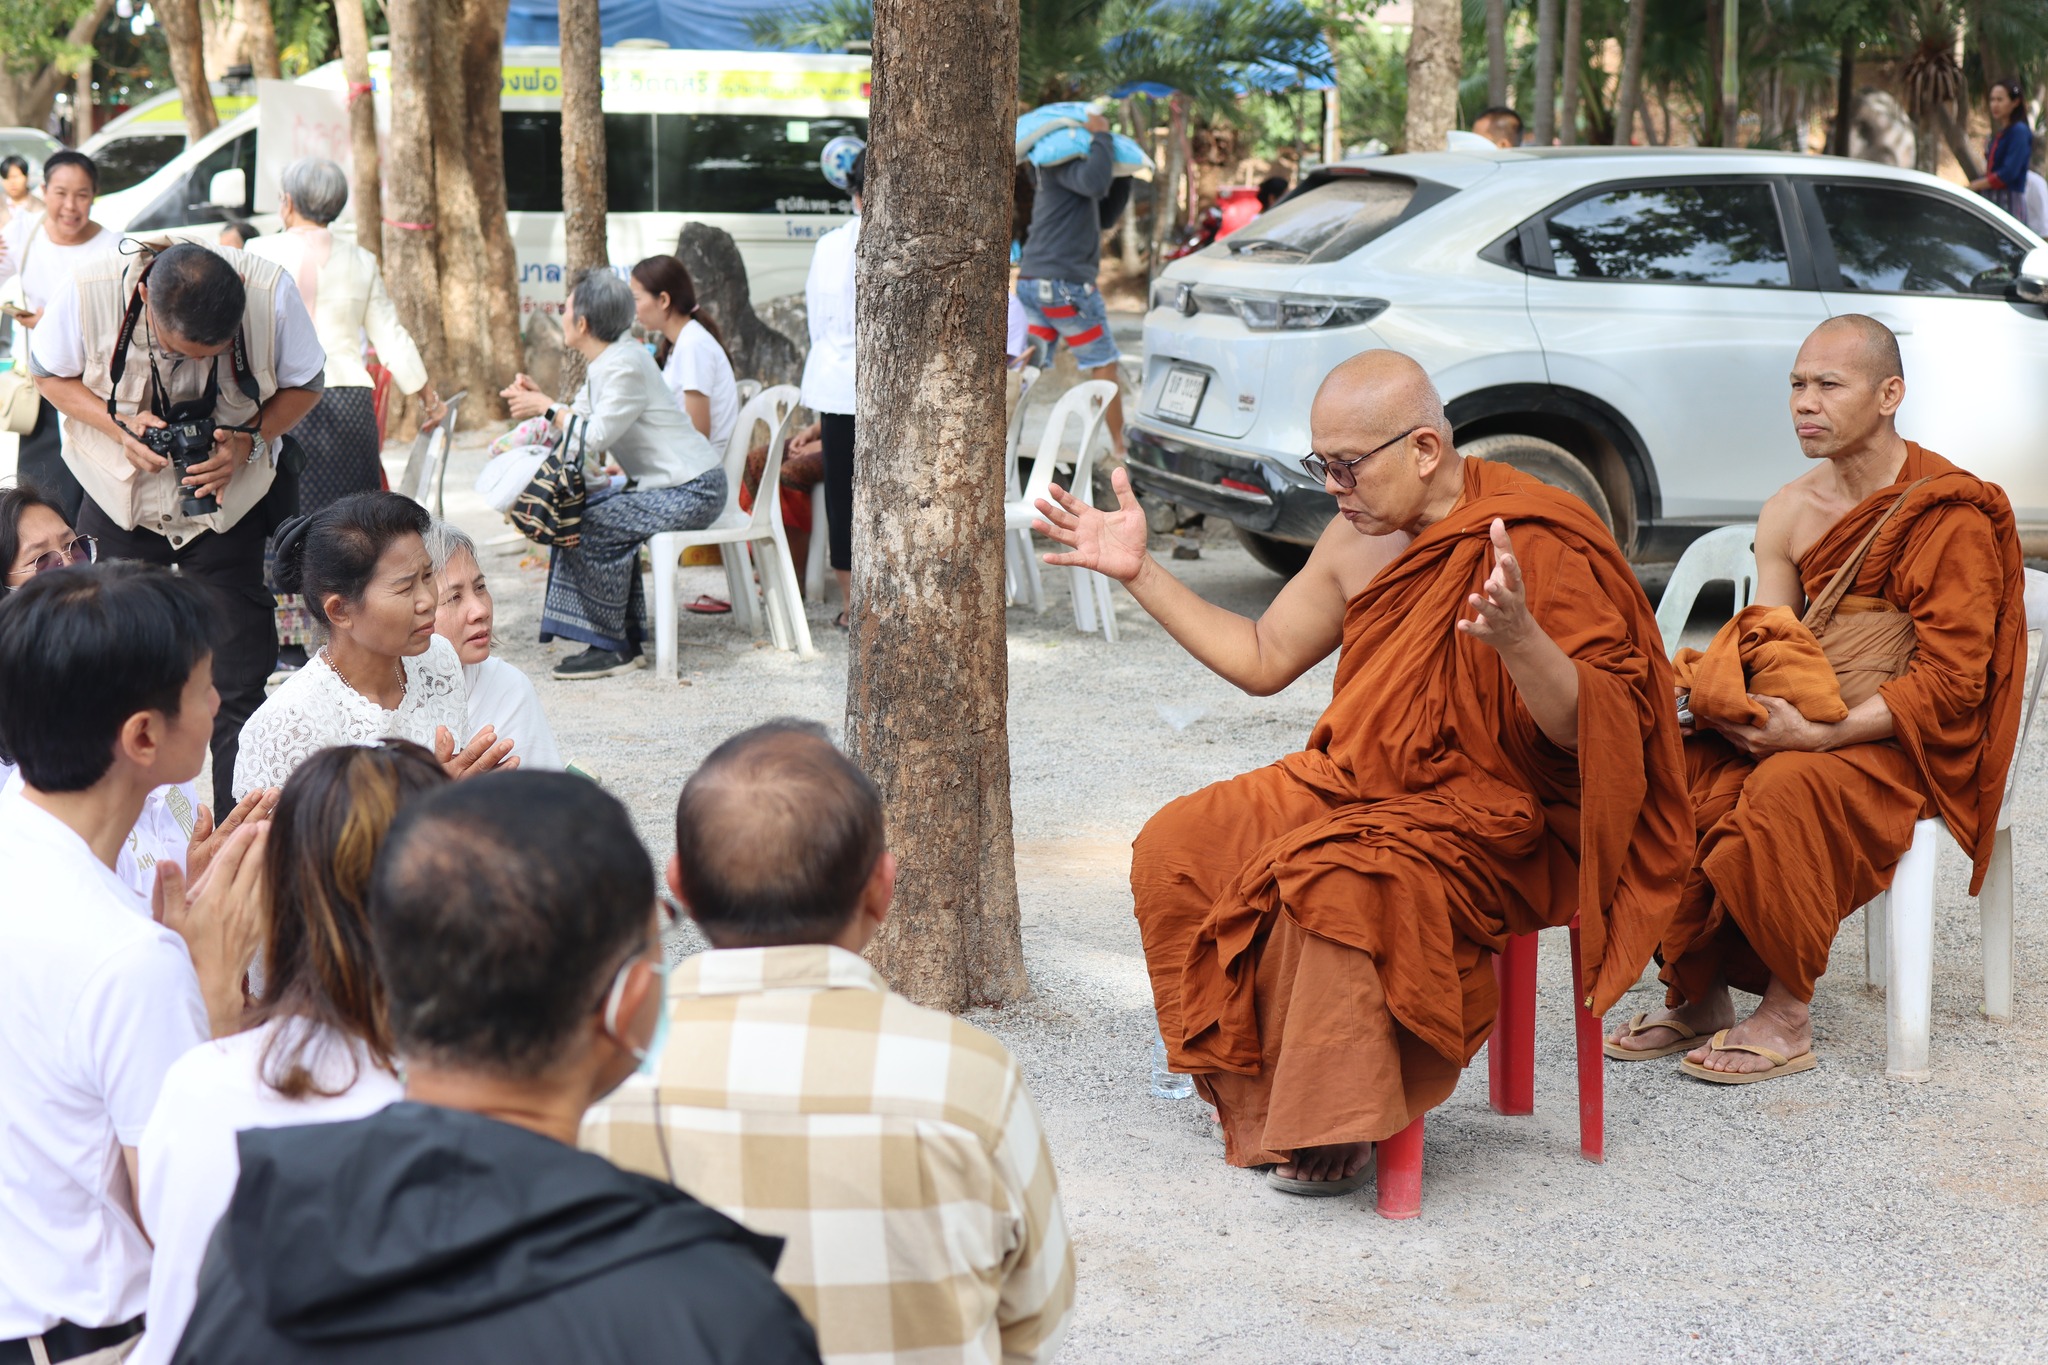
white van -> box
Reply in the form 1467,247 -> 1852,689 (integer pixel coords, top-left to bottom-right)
85,47 -> 867,307
82,87 -> 255,195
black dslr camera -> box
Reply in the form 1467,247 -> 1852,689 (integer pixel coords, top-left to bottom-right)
129,409 -> 262,517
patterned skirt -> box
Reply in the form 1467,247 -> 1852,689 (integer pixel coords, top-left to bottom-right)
539,468 -> 729,653
270,385 -> 383,648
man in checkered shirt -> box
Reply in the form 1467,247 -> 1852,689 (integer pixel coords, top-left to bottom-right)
582,721 -> 1074,1365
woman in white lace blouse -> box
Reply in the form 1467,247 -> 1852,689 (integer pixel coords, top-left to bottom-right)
233,493 -> 519,798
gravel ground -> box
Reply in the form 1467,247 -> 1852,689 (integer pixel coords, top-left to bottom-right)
424,415 -> 2047,1365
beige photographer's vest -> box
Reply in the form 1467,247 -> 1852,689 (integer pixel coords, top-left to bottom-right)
63,244 -> 285,545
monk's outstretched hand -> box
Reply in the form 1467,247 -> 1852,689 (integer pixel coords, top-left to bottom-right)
1036,466 -> 1149,584
1456,519 -> 1536,651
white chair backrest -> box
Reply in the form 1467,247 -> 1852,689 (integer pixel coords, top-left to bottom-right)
735,377 -> 763,404
2006,566 -> 2048,806
1016,379 -> 1118,512
1654,524 -> 1758,660
398,389 -> 466,514
714,384 -> 798,517
1004,364 -> 1043,485
741,384 -> 802,535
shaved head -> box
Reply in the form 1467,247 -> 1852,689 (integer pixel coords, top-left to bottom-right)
1802,314 -> 1904,385
1313,349 -> 1452,444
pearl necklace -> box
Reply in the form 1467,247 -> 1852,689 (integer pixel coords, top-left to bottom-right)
321,646 -> 407,710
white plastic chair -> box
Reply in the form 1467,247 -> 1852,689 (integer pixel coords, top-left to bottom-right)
1864,566 -> 2048,1079
1003,379 -> 1120,640
395,389 -> 467,516
805,485 -> 831,607
735,377 -> 762,405
646,384 -> 813,676
1654,523 -> 1757,655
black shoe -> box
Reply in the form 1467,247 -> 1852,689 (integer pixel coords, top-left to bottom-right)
552,646 -> 649,680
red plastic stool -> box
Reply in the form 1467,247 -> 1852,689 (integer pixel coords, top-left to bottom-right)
1373,917 -> 1606,1219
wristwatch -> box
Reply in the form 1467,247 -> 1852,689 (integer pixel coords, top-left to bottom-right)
544,405 -> 557,425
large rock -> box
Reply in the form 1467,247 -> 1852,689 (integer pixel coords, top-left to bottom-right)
1847,89 -> 1917,169
674,223 -> 807,388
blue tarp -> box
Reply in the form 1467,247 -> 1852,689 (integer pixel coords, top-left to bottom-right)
505,0 -> 808,51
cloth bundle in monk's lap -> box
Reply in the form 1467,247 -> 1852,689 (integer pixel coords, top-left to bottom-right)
1672,605 -> 1849,728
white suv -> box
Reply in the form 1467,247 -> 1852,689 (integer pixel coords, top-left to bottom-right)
1127,147 -> 2048,571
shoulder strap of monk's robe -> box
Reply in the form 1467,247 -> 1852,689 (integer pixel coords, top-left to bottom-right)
1350,458 -> 1692,1017
1797,443 -> 2025,892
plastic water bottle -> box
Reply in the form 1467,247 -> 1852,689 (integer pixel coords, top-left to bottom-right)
1149,1029 -> 1195,1099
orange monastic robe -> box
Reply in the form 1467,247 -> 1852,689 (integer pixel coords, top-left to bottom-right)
1132,459 -> 1691,1167
1660,444 -> 2024,1005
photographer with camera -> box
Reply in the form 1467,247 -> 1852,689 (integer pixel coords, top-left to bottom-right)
27,241 -> 326,813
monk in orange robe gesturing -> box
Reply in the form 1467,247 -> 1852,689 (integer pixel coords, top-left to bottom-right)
1608,316 -> 2024,1080
1035,351 -> 1690,1193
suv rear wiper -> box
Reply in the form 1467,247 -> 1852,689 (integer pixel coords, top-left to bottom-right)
1225,236 -> 1306,258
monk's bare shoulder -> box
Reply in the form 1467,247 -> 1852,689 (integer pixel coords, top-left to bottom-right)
1759,466 -> 1846,564
1309,513 -> 1411,601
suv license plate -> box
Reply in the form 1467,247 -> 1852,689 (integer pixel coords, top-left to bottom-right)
1157,367 -> 1209,425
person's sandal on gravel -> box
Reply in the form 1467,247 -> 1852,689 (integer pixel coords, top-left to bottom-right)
1603,1012 -> 1708,1061
1265,1163 -> 1373,1198
552,645 -> 648,680
1678,1030 -> 1819,1085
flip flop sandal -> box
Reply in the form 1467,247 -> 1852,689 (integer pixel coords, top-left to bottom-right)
1603,1011 -> 1708,1061
1265,1153 -> 1374,1198
1678,1030 -> 1819,1085
685,595 -> 732,615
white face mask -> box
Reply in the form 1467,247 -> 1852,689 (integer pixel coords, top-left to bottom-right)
602,953 -> 670,1079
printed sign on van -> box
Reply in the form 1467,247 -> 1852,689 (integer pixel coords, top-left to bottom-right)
500,65 -> 869,105
254,78 -> 351,215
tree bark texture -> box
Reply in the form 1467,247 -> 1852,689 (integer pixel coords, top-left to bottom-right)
380,0 -> 446,398
1612,0 -> 1646,146
379,0 -> 520,425
1403,0 -> 1463,154
156,0 -> 219,145
1833,35 -> 1855,155
558,0 -> 606,398
1531,0 -> 1558,145
847,0 -> 1028,1013
1556,0 -> 1581,145
1485,0 -> 1508,108
334,0 -> 381,259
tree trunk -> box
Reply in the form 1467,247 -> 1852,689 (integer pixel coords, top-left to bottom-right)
157,0 -> 219,145
1557,0 -> 1582,145
1613,0 -> 1646,146
335,0 -> 381,259
240,0 -> 281,78
428,0 -> 492,406
1935,100 -> 1983,179
1532,0 -> 1558,145
1119,98 -> 1144,273
459,0 -> 524,400
0,0 -> 116,131
381,0 -> 447,399
1704,0 -> 1724,146
1151,95 -> 1186,275
848,0 -> 1027,1012
1833,33 -> 1855,155
558,0 -> 606,398
1485,0 -> 1508,108
1719,0 -> 1740,149
1404,0 -> 1463,153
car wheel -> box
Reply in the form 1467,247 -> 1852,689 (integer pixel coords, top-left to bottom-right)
1458,434 -> 1614,533
1234,526 -> 1313,576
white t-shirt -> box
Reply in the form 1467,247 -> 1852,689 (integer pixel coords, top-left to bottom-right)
0,766 -> 199,901
0,217 -> 120,313
800,216 -> 860,416
0,789 -> 209,1338
662,318 -> 740,454
135,1018 -> 402,1365
232,635 -> 466,797
463,656 -> 562,771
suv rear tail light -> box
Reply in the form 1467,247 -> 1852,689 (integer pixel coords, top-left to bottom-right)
1191,287 -> 1388,331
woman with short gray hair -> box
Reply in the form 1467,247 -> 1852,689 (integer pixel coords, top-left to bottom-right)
499,268 -> 725,679
245,156 -> 444,667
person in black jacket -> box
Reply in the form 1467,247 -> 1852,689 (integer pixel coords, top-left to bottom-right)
170,771 -> 821,1365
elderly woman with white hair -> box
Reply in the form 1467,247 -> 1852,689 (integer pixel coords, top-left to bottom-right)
425,519 -> 563,769
245,157 -> 444,663
500,268 -> 724,679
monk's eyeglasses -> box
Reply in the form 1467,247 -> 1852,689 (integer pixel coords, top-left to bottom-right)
1300,427 -> 1421,490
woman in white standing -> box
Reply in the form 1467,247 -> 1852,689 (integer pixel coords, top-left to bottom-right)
0,150 -> 120,521
800,149 -> 861,627
244,158 -> 444,667
426,520 -> 562,770
136,741 -> 447,1365
630,254 -> 739,453
233,491 -> 516,796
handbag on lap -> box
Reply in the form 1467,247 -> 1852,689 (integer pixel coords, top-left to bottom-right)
507,415 -> 588,549
1800,477 -> 1934,708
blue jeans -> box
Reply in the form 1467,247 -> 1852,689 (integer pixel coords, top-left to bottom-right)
1016,277 -> 1121,368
